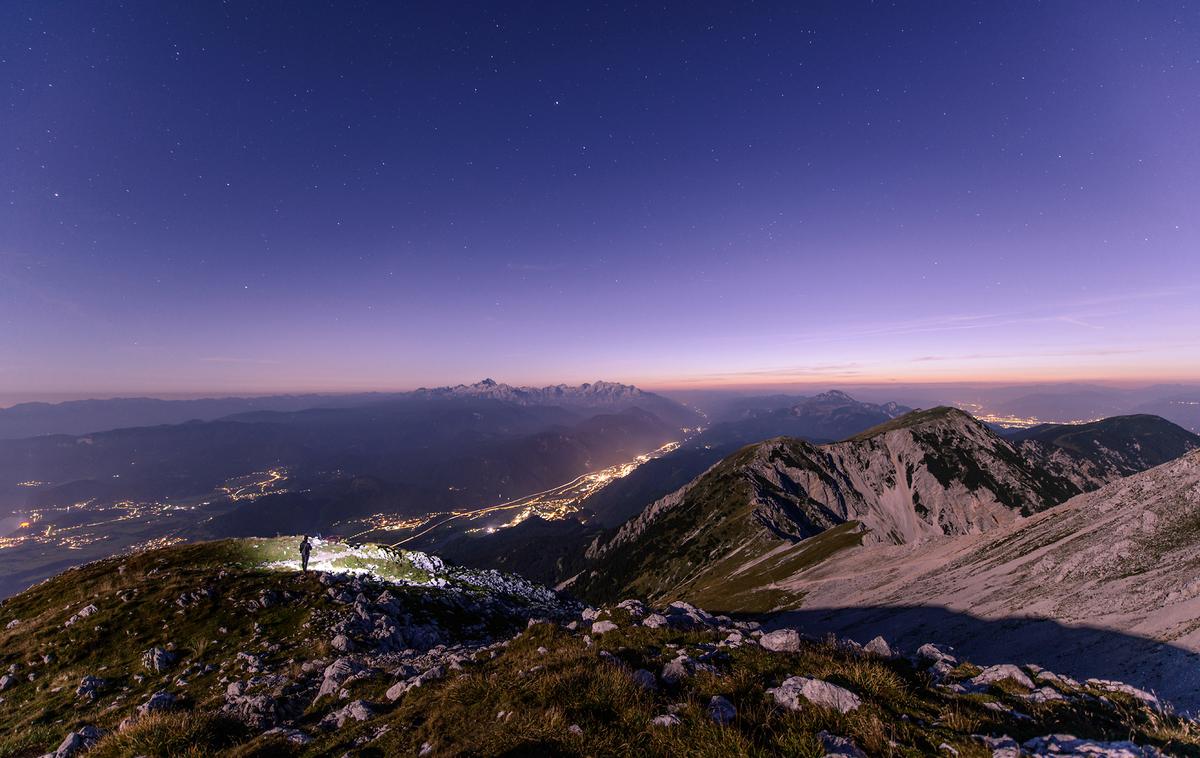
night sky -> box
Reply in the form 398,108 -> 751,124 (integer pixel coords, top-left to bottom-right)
2,2 -> 1198,400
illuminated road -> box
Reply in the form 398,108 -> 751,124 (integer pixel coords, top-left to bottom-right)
337,440 -> 685,546
219,468 -> 287,501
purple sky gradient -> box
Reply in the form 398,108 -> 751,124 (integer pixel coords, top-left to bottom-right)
1,2 -> 1197,401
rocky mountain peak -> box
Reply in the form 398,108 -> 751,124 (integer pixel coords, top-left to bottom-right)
814,389 -> 851,400
574,406 -> 1090,610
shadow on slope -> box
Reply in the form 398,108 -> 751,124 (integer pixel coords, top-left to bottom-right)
769,604 -> 1200,712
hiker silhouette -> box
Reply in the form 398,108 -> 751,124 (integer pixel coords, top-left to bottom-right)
299,535 -> 312,572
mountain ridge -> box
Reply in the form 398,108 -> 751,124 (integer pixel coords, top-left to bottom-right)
572,408 -> 1199,612
0,380 -> 700,440
774,448 -> 1200,710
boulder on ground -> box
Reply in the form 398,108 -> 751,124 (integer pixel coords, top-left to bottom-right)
64,605 -> 98,628
661,601 -> 715,630
386,665 -> 444,701
864,636 -> 895,658
759,628 -> 802,653
819,731 -> 868,758
768,676 -> 861,714
1027,686 -> 1066,704
75,675 -> 106,699
591,620 -> 618,635
1086,679 -> 1163,710
321,699 -> 376,729
141,646 -> 177,673
660,655 -> 693,684
630,669 -> 657,690
316,658 -> 363,701
916,643 -> 956,666
45,725 -> 104,758
707,695 -> 736,725
977,735 -> 1021,758
971,664 -> 1034,691
616,599 -> 647,617
1022,734 -> 1163,757
135,690 -> 176,718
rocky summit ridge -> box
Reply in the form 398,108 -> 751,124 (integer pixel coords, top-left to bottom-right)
776,448 -> 1200,712
1,537 -> 1195,757
571,407 -> 1197,613
572,407 -> 1073,610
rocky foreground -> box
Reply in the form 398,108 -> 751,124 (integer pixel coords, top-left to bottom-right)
0,539 -> 1196,757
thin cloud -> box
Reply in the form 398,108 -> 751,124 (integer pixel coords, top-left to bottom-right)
780,288 -> 1194,346
912,347 -> 1152,363
505,262 -> 567,273
200,356 -> 282,365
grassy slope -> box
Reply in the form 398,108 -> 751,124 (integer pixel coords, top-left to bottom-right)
572,440 -> 856,612
680,522 -> 864,613
0,540 -> 323,757
1,539 -> 1198,756
302,622 -> 1200,757
0,538 -> 516,758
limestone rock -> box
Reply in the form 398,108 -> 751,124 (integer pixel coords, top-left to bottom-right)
864,636 -> 895,658
75,675 -> 106,699
818,731 -> 867,758
768,676 -> 861,714
135,690 -> 176,718
316,658 -> 363,701
63,605 -> 98,628
386,665 -> 444,701
45,725 -> 104,758
971,664 -> 1034,691
616,599 -> 647,617
321,699 -> 376,729
1022,734 -> 1163,757
759,628 -> 802,653
706,695 -> 736,725
141,646 -> 177,673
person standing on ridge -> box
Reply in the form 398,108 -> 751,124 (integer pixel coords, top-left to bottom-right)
299,535 -> 312,572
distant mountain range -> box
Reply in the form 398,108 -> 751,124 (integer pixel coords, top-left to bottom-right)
0,380 -> 701,440
0,401 -> 683,514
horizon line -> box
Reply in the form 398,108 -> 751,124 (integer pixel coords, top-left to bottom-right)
2,375 -> 1199,409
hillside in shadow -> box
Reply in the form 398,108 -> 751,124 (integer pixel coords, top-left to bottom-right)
769,604 -> 1200,712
